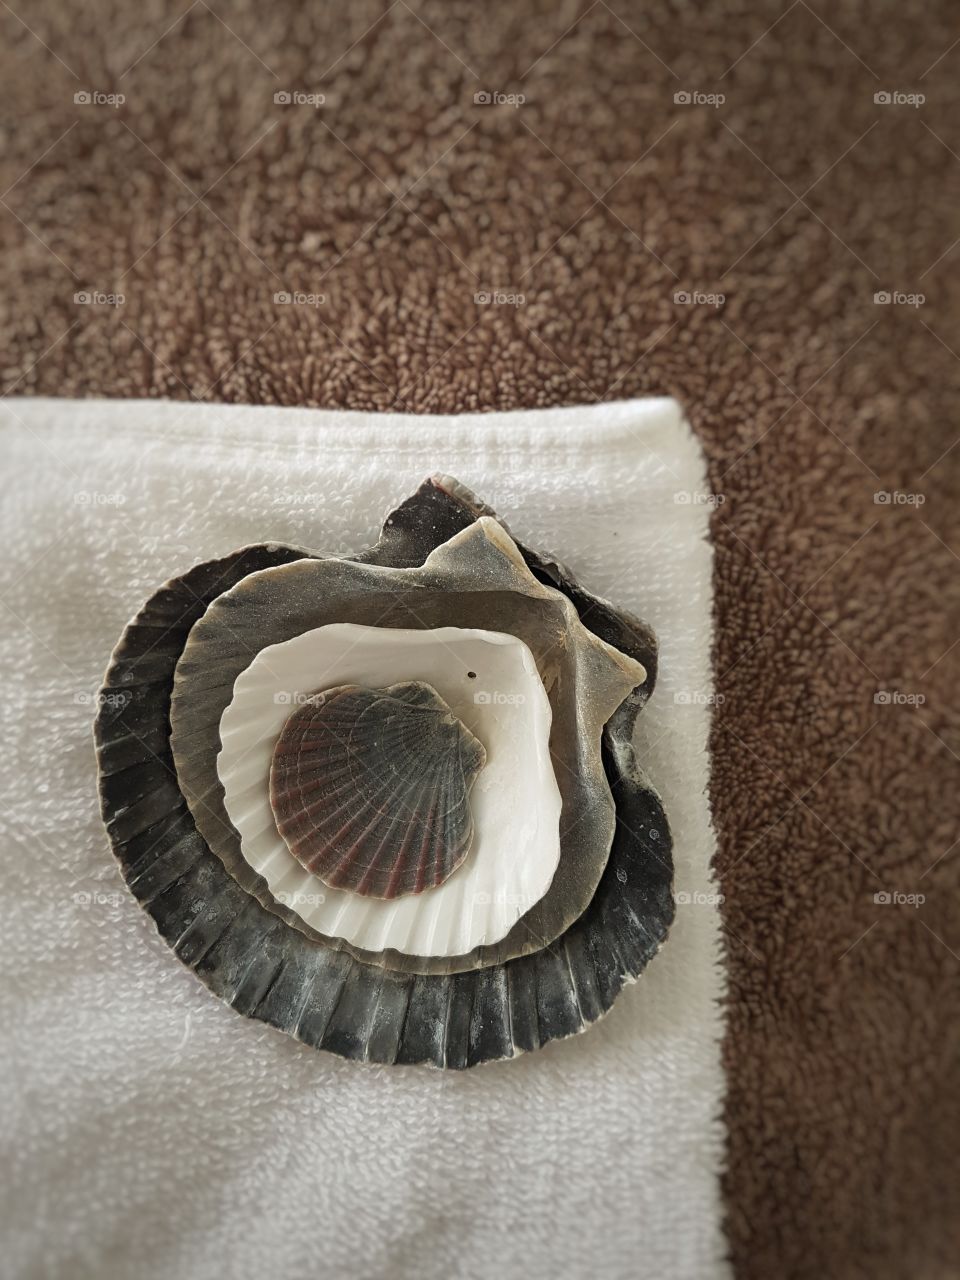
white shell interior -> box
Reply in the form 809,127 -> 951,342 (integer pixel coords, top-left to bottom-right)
217,623 -> 563,956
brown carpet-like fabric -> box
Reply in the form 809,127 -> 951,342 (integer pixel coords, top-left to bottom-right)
2,2 -> 958,1276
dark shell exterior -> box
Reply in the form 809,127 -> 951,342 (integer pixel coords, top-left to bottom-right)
94,479 -> 673,1068
269,682 -> 486,898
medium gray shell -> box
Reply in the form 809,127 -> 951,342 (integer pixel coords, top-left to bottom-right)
94,479 -> 674,1068
269,682 -> 486,899
167,518 -> 643,976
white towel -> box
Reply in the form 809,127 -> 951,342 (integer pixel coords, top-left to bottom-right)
0,396 -> 728,1280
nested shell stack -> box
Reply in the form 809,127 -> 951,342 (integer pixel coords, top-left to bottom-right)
94,475 -> 673,1068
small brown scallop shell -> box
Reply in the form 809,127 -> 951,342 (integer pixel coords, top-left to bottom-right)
269,682 -> 486,899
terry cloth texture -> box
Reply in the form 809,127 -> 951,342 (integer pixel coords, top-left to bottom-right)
1,396 -> 727,1280
1,2 -> 959,1278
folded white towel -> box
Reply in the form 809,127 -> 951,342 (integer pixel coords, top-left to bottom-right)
0,396 -> 728,1280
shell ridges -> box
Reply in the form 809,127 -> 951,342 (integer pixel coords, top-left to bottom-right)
269,682 -> 486,900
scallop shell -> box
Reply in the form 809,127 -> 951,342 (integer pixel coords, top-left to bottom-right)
269,682 -> 486,899
216,624 -> 562,957
170,516 -> 646,974
217,624 -> 563,957
94,477 -> 673,1068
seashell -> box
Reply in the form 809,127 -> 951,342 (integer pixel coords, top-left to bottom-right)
94,477 -> 673,1068
269,682 -> 486,899
216,624 -> 562,957
170,515 -> 646,974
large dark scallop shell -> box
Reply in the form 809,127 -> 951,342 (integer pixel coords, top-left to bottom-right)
269,682 -> 486,898
94,479 -> 673,1068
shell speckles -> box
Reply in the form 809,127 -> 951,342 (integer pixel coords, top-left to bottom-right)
269,682 -> 486,899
